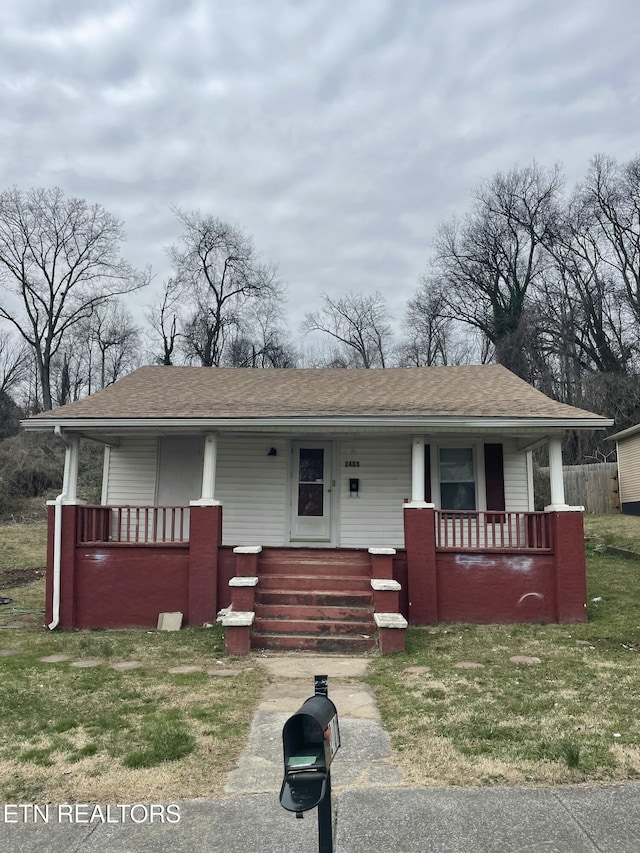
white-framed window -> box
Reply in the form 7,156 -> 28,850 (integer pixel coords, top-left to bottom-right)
438,446 -> 477,511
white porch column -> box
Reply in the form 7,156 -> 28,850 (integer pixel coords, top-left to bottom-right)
407,437 -> 433,508
62,433 -> 80,502
191,432 -> 221,506
53,429 -> 82,504
546,437 -> 567,510
47,428 -> 83,631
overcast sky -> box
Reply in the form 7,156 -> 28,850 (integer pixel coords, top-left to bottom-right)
1,0 -> 639,348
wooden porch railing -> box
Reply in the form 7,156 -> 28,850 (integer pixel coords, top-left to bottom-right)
435,510 -> 551,551
76,505 -> 190,545
75,505 -> 550,551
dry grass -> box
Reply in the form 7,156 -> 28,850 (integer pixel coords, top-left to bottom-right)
367,544 -> 640,787
0,520 -> 48,573
0,655 -> 266,803
0,517 -> 272,805
583,513 -> 640,553
0,626 -> 269,804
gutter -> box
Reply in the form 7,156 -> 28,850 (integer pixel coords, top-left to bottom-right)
21,415 -> 616,432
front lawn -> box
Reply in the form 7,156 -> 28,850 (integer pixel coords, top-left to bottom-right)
2,513 -> 640,796
0,520 -> 267,803
366,518 -> 640,786
0,624 -> 267,804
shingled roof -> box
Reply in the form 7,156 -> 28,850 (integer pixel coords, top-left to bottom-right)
25,364 -> 610,425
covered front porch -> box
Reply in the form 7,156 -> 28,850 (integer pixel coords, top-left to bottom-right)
47,495 -> 586,654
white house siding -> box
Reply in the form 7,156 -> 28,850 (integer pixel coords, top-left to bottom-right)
618,434 -> 640,504
502,440 -> 531,512
216,436 -> 289,547
102,434 -> 534,547
338,439 -> 410,549
104,437 -> 158,505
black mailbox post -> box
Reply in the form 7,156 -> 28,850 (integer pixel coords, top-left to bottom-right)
280,675 -> 340,853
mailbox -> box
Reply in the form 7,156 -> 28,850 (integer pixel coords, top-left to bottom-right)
280,684 -> 340,815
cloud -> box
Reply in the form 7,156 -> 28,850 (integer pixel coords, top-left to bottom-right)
0,0 -> 639,343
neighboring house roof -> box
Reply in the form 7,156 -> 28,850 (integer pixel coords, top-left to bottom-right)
609,423 -> 640,443
22,365 -> 612,433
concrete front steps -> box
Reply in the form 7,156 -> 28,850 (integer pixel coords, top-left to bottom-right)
251,549 -> 376,652
220,546 -> 407,655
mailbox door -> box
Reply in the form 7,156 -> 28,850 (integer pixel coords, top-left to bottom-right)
280,772 -> 327,813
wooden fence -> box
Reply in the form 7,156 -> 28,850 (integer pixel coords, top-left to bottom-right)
539,463 -> 619,513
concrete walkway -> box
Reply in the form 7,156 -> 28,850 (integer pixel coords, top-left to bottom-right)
225,653 -> 405,797
2,653 -> 640,852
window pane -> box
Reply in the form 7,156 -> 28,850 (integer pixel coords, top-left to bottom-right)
440,482 -> 476,511
299,448 -> 324,482
439,448 -> 476,510
439,448 -> 474,482
298,483 -> 323,517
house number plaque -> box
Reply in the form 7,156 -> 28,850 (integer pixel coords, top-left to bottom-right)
344,461 -> 360,467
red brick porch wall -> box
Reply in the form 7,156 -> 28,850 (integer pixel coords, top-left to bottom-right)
46,504 -> 223,629
403,506 -> 587,625
46,503 -> 587,631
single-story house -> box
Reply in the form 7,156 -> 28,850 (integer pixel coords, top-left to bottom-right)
609,424 -> 640,515
22,365 -> 613,654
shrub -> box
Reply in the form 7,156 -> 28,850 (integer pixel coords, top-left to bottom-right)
0,433 -> 63,499
0,433 -> 104,520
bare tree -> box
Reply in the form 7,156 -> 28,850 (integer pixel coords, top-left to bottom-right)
167,209 -> 282,367
399,278 -> 478,366
302,291 -> 392,368
225,294 -> 298,367
0,328 -> 29,396
46,300 -> 141,406
0,187 -> 149,409
431,163 -> 563,381
569,154 -> 640,346
88,301 -> 141,391
147,278 -> 182,366
298,339 -> 356,368
51,348 -> 85,407
544,230 -> 633,376
525,162 -> 638,414
0,328 -> 29,438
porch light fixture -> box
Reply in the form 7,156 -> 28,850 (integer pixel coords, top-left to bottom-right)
268,447 -> 278,456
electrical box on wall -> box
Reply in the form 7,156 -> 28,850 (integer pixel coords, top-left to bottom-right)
349,478 -> 359,496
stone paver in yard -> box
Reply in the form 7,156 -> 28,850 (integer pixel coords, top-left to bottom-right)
14,654 -> 245,676
404,665 -> 431,675
454,661 -> 485,669
510,656 -> 541,665
168,665 -> 204,674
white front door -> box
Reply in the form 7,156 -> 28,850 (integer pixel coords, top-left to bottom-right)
290,442 -> 332,542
